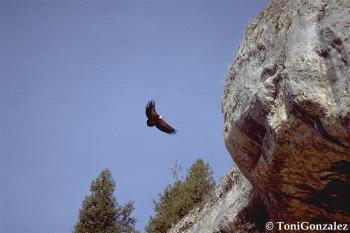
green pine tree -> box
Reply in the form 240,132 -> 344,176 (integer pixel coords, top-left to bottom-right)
184,159 -> 216,206
74,169 -> 138,233
146,159 -> 215,233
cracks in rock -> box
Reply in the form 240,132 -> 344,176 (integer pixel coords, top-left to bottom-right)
291,161 -> 350,217
290,102 -> 349,149
233,110 -> 267,171
316,2 -> 328,21
322,160 -> 350,176
316,26 -> 350,115
235,112 -> 266,146
313,118 -> 348,148
341,57 -> 348,66
235,42 -> 266,68
314,24 -> 350,142
331,37 -> 343,53
260,64 -> 278,82
257,43 -> 266,63
261,64 -> 285,108
232,64 -> 286,170
315,48 -> 329,59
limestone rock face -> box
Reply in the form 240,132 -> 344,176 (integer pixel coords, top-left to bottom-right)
170,1 -> 349,232
222,0 -> 350,225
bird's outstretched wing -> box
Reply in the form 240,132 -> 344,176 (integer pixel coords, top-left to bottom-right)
146,100 -> 158,119
156,119 -> 176,135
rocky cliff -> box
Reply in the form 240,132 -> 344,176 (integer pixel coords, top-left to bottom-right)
171,0 -> 350,232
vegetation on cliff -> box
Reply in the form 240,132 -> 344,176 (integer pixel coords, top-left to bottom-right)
146,159 -> 216,233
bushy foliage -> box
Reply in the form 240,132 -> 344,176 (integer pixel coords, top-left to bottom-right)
74,169 -> 138,233
146,159 -> 215,233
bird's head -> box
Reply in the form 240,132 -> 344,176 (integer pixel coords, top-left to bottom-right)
159,115 -> 163,119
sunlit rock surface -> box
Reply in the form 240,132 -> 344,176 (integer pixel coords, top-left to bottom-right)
222,0 -> 350,226
171,0 -> 350,232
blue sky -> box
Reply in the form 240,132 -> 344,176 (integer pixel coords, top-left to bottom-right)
0,0 -> 269,232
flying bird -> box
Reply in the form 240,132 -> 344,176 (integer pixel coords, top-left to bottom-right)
145,100 -> 176,135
